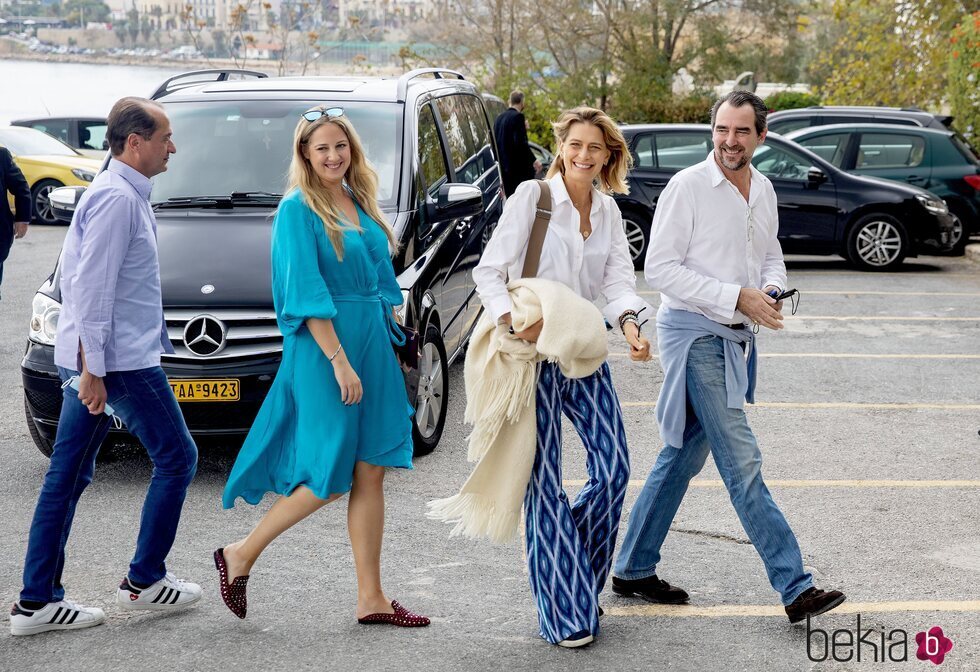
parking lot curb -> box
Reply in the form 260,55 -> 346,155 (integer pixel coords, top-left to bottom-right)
967,243 -> 980,265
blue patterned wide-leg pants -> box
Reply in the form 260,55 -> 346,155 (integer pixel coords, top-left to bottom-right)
524,361 -> 631,644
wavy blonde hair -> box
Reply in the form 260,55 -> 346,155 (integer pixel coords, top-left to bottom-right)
546,106 -> 632,195
287,112 -> 397,260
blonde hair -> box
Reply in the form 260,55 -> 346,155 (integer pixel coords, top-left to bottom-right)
546,106 -> 632,195
287,112 -> 397,260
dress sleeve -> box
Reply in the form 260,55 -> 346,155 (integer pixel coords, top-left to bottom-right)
272,196 -> 337,336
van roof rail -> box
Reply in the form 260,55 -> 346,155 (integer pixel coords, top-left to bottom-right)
396,68 -> 465,103
149,69 -> 269,100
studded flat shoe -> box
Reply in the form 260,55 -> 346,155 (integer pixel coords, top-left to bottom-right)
214,548 -> 249,619
357,600 -> 430,627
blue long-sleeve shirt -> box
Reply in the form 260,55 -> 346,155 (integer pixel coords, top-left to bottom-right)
55,158 -> 173,377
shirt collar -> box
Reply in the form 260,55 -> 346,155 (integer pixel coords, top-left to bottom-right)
547,172 -> 602,214
704,151 -> 764,199
108,158 -> 153,201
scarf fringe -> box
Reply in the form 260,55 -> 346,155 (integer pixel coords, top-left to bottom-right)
463,360 -> 537,462
425,492 -> 522,543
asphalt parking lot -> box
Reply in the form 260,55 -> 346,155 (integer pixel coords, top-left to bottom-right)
1,226 -> 978,671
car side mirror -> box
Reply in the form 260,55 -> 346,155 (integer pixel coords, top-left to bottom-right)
49,186 -> 87,224
807,167 -> 828,186
427,183 -> 484,223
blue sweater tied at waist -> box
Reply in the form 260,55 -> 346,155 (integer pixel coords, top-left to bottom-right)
656,306 -> 758,448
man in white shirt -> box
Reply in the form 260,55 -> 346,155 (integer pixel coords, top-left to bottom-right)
611,91 -> 846,624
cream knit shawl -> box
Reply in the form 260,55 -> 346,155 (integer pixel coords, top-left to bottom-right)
426,278 -> 608,542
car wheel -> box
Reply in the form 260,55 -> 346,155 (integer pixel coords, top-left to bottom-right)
943,207 -> 969,256
32,179 -> 64,225
24,395 -> 54,457
412,322 -> 448,456
846,213 -> 908,271
620,207 -> 651,270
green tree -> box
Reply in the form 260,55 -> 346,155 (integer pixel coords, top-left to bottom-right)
63,0 -> 111,27
814,0 -> 971,107
948,12 -> 980,140
127,7 -> 140,44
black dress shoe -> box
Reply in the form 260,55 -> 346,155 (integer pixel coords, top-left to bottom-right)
611,575 -> 689,604
785,587 -> 846,623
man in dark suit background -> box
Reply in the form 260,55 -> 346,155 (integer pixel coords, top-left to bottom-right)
493,90 -> 541,197
1,146 -> 32,300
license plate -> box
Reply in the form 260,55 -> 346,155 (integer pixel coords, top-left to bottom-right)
169,379 -> 240,402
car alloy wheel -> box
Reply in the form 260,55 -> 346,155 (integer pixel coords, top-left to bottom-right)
412,323 -> 448,456
848,214 -> 907,270
32,179 -> 64,225
620,209 -> 650,270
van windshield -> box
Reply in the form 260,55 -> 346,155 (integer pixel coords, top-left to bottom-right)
152,100 -> 402,208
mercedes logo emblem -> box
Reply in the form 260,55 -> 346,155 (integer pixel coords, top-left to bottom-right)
201,284 -> 215,294
183,315 -> 228,356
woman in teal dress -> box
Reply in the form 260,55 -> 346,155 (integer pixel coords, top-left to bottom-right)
214,107 -> 429,628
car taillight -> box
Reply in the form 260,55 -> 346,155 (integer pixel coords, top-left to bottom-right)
965,174 -> 980,190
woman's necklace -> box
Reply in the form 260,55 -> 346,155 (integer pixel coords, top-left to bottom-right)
572,196 -> 592,240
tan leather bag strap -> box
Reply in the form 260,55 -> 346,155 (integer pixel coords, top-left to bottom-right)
520,180 -> 552,279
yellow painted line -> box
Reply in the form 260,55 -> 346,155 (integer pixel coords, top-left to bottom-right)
785,316 -> 980,321
604,601 -> 980,618
637,290 -> 980,297
608,353 -> 980,359
620,401 -> 980,410
564,479 -> 980,488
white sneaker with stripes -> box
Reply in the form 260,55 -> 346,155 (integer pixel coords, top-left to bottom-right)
10,598 -> 106,636
117,573 -> 203,611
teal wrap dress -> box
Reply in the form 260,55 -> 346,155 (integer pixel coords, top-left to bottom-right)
222,189 -> 414,508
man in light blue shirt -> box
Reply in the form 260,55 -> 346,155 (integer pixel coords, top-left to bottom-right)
11,97 -> 202,637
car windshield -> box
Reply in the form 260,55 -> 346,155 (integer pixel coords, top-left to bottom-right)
0,127 -> 79,157
152,100 -> 402,208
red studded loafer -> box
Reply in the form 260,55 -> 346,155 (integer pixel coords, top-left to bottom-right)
357,600 -> 430,627
214,548 -> 249,619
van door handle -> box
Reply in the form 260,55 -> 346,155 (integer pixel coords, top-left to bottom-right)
644,179 -> 669,187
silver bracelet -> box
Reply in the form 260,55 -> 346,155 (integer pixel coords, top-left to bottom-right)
328,344 -> 343,362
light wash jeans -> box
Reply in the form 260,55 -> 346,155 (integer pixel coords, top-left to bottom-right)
614,335 -> 813,605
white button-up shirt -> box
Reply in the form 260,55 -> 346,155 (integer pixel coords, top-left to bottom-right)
644,154 -> 787,324
474,174 -> 651,330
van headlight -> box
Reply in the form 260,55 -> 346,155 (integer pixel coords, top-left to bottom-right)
29,293 -> 61,345
915,194 -> 948,215
71,168 -> 95,182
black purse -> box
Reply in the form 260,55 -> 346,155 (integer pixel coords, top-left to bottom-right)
392,323 -> 419,370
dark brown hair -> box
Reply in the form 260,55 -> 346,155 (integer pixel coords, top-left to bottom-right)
106,97 -> 163,156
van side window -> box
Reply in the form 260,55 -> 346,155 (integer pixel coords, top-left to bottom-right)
418,103 -> 449,198
435,94 -> 492,184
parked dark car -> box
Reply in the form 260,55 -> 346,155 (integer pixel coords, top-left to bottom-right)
614,124 -> 955,270
785,124 -> 980,253
23,68 -> 504,458
11,116 -> 109,159
767,106 -> 953,136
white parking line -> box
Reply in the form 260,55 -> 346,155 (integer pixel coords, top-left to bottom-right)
637,291 -> 980,297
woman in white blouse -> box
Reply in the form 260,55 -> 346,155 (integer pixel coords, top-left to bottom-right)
473,106 -> 652,648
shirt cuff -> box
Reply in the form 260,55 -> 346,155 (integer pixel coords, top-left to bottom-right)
717,282 -> 742,321
603,296 -> 654,333
484,293 -> 514,324
82,347 -> 107,377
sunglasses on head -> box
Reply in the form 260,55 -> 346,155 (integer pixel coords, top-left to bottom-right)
302,106 -> 344,122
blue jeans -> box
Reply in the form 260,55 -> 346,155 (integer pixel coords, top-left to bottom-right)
20,366 -> 198,603
614,336 -> 813,605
